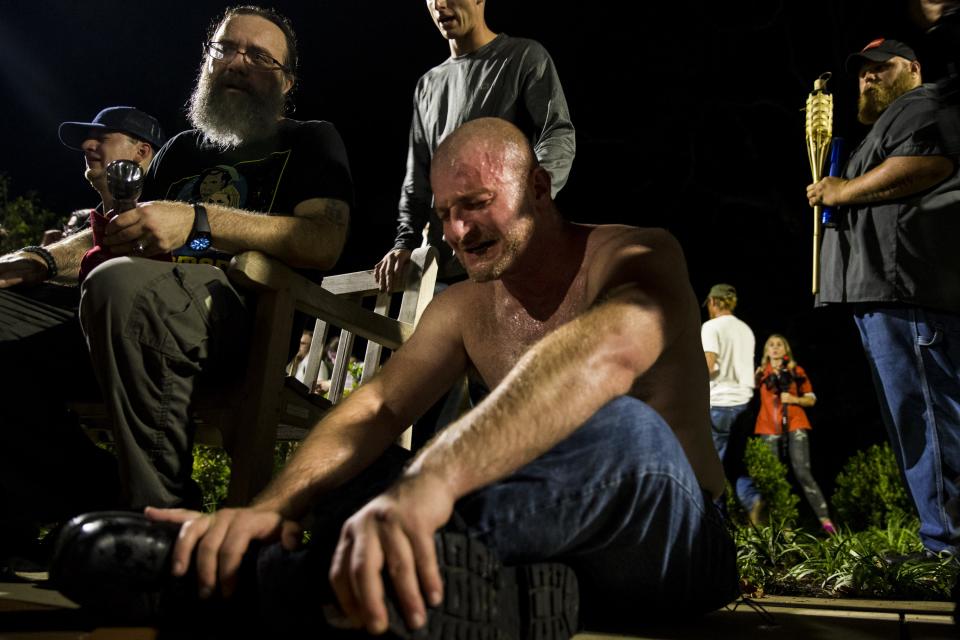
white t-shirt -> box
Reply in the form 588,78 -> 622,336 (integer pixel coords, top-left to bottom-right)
701,314 -> 756,407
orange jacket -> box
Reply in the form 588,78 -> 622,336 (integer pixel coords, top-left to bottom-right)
754,363 -> 813,435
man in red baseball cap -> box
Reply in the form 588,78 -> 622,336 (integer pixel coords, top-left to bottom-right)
842,38 -> 922,124
809,38 -> 960,560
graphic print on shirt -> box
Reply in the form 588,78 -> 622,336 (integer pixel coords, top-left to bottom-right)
162,151 -> 291,269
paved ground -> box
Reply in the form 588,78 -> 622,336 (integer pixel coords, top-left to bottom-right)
0,578 -> 956,639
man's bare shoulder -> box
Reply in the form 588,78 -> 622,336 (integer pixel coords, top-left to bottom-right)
583,224 -> 687,293
428,278 -> 494,317
585,223 -> 681,253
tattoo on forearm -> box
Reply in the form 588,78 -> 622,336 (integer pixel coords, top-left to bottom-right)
316,200 -> 350,228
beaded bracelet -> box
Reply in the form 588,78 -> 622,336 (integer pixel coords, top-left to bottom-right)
21,245 -> 58,279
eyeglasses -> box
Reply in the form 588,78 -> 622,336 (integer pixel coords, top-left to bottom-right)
204,41 -> 290,73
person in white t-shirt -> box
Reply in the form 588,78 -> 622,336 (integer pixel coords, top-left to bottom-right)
700,284 -> 756,465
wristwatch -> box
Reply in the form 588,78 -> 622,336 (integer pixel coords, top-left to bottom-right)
188,204 -> 212,252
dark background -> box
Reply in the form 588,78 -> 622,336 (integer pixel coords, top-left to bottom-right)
0,0 -> 939,514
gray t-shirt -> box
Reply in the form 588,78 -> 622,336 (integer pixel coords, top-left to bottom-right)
394,34 -> 576,267
818,84 -> 960,313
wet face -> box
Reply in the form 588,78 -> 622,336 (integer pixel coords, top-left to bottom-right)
425,0 -> 482,41
80,131 -> 145,193
857,57 -> 921,124
188,14 -> 293,147
766,337 -> 787,361
432,144 -> 535,282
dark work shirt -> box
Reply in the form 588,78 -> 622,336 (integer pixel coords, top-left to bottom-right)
818,84 -> 960,314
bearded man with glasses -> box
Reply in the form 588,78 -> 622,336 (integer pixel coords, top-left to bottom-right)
0,4 -> 354,537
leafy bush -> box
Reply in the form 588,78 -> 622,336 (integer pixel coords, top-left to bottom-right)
735,522 -> 816,597
347,361 -> 364,389
788,513 -> 955,599
192,445 -> 230,512
724,480 -> 748,525
273,441 -> 301,475
191,442 -> 303,512
831,442 -> 912,530
0,174 -> 61,253
744,437 -> 800,528
735,512 -> 955,599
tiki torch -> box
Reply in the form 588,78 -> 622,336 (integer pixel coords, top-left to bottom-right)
805,72 -> 833,295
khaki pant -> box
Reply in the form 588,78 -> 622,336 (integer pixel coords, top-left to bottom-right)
80,257 -> 251,509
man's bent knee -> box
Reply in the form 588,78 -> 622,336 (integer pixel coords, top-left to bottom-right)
80,258 -> 173,320
579,396 -> 682,456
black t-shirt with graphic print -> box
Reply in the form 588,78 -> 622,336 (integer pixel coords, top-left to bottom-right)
142,118 -> 354,271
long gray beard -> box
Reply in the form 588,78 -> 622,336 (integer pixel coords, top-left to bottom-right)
187,69 -> 284,149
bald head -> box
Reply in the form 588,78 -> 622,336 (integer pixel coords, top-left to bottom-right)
432,118 -> 537,187
430,118 -> 557,282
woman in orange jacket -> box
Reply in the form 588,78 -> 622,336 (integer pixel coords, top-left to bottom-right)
741,334 -> 836,534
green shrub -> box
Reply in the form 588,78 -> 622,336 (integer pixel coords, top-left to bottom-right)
744,437 -> 799,528
735,522 -> 814,595
192,445 -> 230,512
724,480 -> 748,526
788,512 -> 954,599
191,442 -> 303,512
831,442 -> 912,530
347,361 -> 364,389
0,174 -> 61,253
734,512 -> 955,599
273,441 -> 301,475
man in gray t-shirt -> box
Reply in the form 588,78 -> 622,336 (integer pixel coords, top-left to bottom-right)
808,38 -> 960,556
374,0 -> 576,289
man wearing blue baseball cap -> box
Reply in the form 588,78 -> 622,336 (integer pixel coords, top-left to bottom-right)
808,37 -> 960,559
0,105 -> 164,572
0,106 -> 165,287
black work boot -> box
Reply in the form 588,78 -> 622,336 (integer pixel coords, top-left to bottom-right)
370,531 -> 580,640
48,511 -> 202,623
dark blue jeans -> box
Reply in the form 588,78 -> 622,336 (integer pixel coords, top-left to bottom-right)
710,403 -> 750,463
854,306 -> 960,554
256,397 -> 739,630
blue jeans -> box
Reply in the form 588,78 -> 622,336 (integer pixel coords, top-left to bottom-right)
854,306 -> 960,554
710,403 -> 750,463
256,397 -> 739,630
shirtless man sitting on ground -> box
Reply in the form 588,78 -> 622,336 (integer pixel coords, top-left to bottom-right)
63,117 -> 738,638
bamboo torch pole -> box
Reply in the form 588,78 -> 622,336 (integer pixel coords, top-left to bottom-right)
805,72 -> 833,295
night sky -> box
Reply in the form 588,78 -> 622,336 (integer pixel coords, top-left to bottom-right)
0,0 -> 939,514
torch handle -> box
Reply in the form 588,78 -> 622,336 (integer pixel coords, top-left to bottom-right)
812,206 -> 822,294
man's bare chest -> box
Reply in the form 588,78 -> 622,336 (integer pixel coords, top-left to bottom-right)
462,280 -> 589,387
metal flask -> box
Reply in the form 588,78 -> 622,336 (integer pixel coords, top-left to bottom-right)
105,159 -> 144,216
